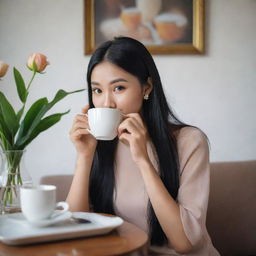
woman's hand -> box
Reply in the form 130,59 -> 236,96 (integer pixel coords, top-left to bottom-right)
118,113 -> 150,165
69,105 -> 97,157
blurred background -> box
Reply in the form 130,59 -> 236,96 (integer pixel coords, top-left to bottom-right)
0,0 -> 255,184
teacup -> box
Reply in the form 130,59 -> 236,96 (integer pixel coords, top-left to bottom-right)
154,13 -> 187,42
87,108 -> 122,141
120,7 -> 141,30
20,185 -> 69,222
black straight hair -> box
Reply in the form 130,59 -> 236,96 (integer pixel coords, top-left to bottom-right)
87,37 -> 187,245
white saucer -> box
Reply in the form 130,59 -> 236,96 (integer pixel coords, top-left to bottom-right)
8,210 -> 72,227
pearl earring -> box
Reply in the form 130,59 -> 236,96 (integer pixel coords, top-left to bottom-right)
144,94 -> 149,100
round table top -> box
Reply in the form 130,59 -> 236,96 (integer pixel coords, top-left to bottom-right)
0,220 -> 149,256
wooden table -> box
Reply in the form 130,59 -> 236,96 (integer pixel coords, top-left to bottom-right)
0,220 -> 148,256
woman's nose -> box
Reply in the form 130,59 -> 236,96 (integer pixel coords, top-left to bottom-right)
102,93 -> 116,108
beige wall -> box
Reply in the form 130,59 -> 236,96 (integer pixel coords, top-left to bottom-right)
0,0 -> 255,184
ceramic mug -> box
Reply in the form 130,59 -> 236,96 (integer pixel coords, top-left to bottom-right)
20,185 -> 69,222
87,108 -> 123,141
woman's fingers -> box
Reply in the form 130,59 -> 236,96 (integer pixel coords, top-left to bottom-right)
119,131 -> 131,145
119,113 -> 149,164
71,116 -> 88,130
75,113 -> 88,122
70,114 -> 89,140
118,115 -> 146,137
70,125 -> 91,141
72,128 -> 89,137
124,113 -> 144,127
82,105 -> 90,114
118,117 -> 139,135
72,121 -> 88,131
72,114 -> 88,127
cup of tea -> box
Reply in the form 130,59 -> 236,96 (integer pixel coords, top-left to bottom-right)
154,12 -> 187,42
20,185 -> 69,222
87,108 -> 123,141
120,7 -> 142,30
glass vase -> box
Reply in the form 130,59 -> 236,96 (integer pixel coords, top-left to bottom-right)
0,150 -> 33,213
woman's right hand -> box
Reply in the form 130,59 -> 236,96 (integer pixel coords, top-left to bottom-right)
69,105 -> 97,157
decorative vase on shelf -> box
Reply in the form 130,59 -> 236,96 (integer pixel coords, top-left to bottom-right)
0,150 -> 32,213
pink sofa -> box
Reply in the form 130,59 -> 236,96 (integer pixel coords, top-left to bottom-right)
41,160 -> 256,256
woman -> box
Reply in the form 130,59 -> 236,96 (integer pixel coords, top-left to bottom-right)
67,37 -> 220,255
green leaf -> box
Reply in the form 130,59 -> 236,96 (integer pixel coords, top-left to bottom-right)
16,110 -> 70,148
16,106 -> 25,123
37,111 -> 70,132
16,97 -> 48,144
48,89 -> 85,109
15,89 -> 84,148
0,114 -> 12,145
0,92 -> 19,143
13,67 -> 27,103
0,124 -> 12,150
26,89 -> 82,135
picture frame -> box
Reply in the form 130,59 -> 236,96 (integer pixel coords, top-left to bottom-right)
84,0 -> 204,55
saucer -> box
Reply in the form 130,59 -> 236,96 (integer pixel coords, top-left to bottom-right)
8,210 -> 72,227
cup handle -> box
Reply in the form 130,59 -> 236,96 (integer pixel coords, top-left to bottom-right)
51,201 -> 69,218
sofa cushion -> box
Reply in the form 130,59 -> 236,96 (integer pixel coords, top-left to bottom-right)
207,161 -> 256,256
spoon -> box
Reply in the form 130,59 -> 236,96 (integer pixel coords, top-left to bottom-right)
71,217 -> 91,224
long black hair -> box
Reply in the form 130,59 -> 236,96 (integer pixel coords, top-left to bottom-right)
87,37 -> 187,245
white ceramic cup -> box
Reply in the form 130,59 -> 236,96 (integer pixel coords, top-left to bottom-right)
87,108 -> 123,140
20,185 -> 69,222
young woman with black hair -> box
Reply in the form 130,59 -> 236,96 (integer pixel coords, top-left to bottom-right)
67,37 -> 220,255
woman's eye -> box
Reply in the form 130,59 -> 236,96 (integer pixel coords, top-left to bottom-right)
114,86 -> 125,92
92,88 -> 102,94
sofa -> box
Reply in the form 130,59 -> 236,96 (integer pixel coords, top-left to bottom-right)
206,161 -> 256,256
40,160 -> 256,256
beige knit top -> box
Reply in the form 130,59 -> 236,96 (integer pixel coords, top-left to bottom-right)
113,127 -> 220,256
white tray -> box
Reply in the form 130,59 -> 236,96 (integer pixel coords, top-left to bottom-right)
0,212 -> 123,245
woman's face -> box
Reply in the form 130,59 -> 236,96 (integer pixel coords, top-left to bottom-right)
90,61 -> 151,114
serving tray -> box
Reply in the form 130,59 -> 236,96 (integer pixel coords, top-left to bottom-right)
0,212 -> 123,245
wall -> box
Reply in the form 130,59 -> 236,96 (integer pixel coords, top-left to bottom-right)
0,0 -> 255,184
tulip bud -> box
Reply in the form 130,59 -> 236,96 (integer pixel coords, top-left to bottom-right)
27,53 -> 49,72
0,61 -> 9,77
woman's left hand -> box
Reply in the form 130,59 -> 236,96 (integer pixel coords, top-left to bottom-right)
118,113 -> 150,165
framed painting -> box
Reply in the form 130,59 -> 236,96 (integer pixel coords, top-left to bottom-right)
84,0 -> 204,55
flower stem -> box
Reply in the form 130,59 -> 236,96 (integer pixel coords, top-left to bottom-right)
27,70 -> 36,92
1,151 -> 24,207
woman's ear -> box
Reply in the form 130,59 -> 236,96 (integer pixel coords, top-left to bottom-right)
143,77 -> 153,96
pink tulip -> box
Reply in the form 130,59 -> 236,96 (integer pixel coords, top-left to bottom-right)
27,53 -> 49,72
0,61 -> 9,77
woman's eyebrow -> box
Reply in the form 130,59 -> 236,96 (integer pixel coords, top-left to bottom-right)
109,78 -> 128,84
91,78 -> 128,86
91,81 -> 100,86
